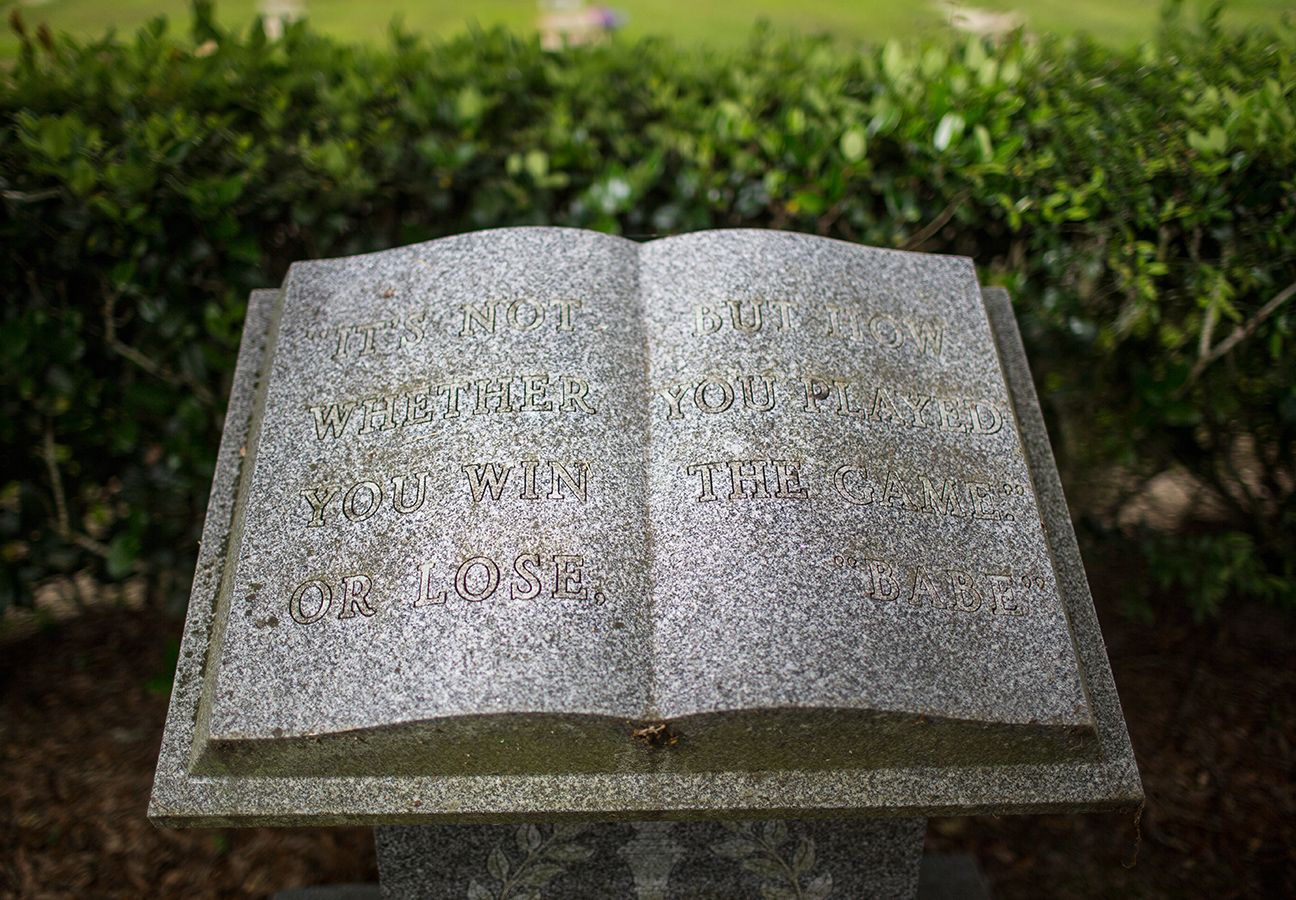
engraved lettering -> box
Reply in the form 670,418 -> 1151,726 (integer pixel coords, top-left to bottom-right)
905,317 -> 944,356
357,396 -> 397,435
833,465 -> 875,506
506,298 -> 545,331
415,561 -> 448,607
402,311 -> 427,348
688,459 -> 811,503
547,461 -> 589,503
458,299 -> 583,335
770,300 -> 797,330
970,401 -> 1003,435
310,401 -> 358,439
918,475 -> 966,517
726,299 -> 764,333
463,463 -> 513,502
342,481 -> 383,522
455,556 -> 500,603
660,383 -> 689,420
300,486 -> 340,527
391,472 -> 431,514
949,570 -> 983,612
727,459 -> 771,500
459,301 -> 496,337
553,554 -> 588,600
869,313 -> 904,348
824,307 -> 945,358
695,300 -> 797,335
871,387 -> 902,425
324,311 -> 429,360
987,573 -> 1020,615
475,378 -> 517,414
770,459 -> 809,499
511,553 -> 543,600
909,566 -> 941,608
694,377 -> 735,414
882,470 -> 913,510
436,381 -> 469,419
832,554 -> 1038,616
414,551 -> 604,607
463,460 -> 588,503
865,559 -> 901,601
552,298 -> 582,331
740,375 -> 776,411
520,374 -> 554,412
406,388 -> 434,425
332,325 -> 353,360
831,464 -> 1019,522
694,304 -> 722,335
897,393 -> 933,425
656,371 -> 1006,435
338,574 -> 376,619
519,460 -> 541,500
968,481 -> 998,520
938,398 -> 969,433
559,376 -> 597,413
353,323 -> 380,356
825,305 -> 858,339
289,579 -> 332,625
685,463 -> 719,502
309,374 -> 599,440
803,376 -> 833,413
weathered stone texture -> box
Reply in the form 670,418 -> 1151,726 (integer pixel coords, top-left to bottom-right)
149,230 -> 1140,825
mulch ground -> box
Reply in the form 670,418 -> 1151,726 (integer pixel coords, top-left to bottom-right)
2,565 -> 1292,898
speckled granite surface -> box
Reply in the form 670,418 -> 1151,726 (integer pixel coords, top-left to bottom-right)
149,230 -> 1140,826
375,818 -> 925,899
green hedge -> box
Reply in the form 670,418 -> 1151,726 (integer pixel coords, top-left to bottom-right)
2,3 -> 1293,617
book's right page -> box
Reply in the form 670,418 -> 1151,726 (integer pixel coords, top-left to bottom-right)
640,230 -> 1094,768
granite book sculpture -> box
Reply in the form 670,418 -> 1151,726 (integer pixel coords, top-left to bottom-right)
151,227 -> 1140,828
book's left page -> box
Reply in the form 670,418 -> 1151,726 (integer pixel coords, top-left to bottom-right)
195,228 -> 655,776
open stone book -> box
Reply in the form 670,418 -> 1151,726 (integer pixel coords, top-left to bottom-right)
191,228 -> 1097,779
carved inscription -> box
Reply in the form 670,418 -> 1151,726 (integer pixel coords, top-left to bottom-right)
271,264 -> 1025,646
683,458 -> 1026,522
458,299 -> 583,336
287,574 -> 377,624
415,553 -> 606,606
694,300 -> 799,335
685,459 -> 810,502
308,373 -> 597,441
832,464 -> 1021,521
802,376 -> 1002,434
283,551 -> 608,625
463,460 -> 589,503
314,295 -> 583,360
824,307 -> 944,356
689,300 -> 947,358
324,312 -> 428,360
659,375 -> 777,419
300,460 -> 591,526
655,372 -> 1005,436
831,554 -> 1048,616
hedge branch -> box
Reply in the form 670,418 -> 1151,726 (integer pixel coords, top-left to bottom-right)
41,422 -> 112,560
41,422 -> 70,539
101,283 -> 216,406
1188,279 -> 1296,385
899,190 -> 969,251
1,188 -> 61,203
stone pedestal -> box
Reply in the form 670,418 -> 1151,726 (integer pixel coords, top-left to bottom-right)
155,232 -> 1139,900
376,819 -> 926,899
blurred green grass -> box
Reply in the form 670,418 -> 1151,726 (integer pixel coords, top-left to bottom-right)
1,0 -> 1291,57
